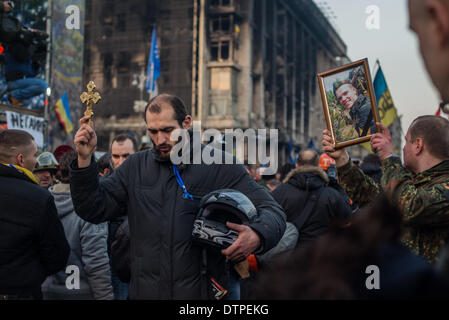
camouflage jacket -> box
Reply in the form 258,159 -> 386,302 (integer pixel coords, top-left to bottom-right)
349,95 -> 376,136
338,156 -> 449,263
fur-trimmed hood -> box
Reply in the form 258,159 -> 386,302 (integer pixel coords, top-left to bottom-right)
283,165 -> 329,191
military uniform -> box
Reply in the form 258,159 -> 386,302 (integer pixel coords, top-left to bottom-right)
349,95 -> 376,137
338,156 -> 449,263
330,106 -> 359,142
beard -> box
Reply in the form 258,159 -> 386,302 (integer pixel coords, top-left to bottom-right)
154,144 -> 172,160
153,132 -> 189,161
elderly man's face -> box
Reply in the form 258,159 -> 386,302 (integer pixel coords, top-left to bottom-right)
336,84 -> 358,110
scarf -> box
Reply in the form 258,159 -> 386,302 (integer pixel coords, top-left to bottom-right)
1,163 -> 40,184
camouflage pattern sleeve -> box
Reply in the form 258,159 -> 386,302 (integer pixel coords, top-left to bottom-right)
337,160 -> 381,207
382,157 -> 449,263
381,156 -> 412,187
382,156 -> 449,228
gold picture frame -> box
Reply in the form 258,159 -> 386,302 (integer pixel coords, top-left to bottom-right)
317,58 -> 380,149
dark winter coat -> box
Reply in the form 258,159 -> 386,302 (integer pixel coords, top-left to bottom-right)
272,165 -> 352,248
69,146 -> 286,300
0,164 -> 70,299
111,216 -> 131,283
360,161 -> 383,184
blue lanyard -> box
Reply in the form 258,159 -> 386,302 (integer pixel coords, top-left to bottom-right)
173,164 -> 194,200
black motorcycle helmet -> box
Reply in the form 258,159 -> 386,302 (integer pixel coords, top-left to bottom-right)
192,189 -> 257,250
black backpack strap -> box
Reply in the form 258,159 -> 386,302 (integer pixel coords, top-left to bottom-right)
294,186 -> 325,232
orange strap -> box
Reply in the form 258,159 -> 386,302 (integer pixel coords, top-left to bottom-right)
247,254 -> 258,273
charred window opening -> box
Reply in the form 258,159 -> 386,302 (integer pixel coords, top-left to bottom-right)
210,40 -> 231,62
211,15 -> 232,33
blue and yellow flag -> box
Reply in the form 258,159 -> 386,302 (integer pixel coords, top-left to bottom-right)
54,92 -> 73,134
360,64 -> 398,153
373,66 -> 397,127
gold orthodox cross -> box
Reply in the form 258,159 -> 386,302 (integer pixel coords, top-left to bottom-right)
80,81 -> 101,127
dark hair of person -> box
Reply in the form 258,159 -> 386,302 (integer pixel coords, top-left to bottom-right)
278,163 -> 296,182
143,93 -> 188,127
0,129 -> 34,162
111,134 -> 138,153
58,150 -> 76,183
410,115 -> 449,160
98,153 -> 112,175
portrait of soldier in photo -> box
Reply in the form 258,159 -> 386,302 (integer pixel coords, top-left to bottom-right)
319,60 -> 379,148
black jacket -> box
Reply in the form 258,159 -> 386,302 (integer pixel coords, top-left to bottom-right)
0,164 -> 70,298
359,162 -> 382,185
111,216 -> 131,283
272,165 -> 352,248
69,146 -> 286,300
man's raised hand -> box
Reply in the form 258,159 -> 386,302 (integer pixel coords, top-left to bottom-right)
321,130 -> 350,167
74,115 -> 97,168
370,122 -> 395,161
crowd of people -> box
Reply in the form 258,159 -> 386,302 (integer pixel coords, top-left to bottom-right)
1,0 -> 449,300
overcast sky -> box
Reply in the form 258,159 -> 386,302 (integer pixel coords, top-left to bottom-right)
314,0 -> 441,138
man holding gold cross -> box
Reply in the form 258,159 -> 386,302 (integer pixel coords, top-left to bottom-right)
69,89 -> 286,300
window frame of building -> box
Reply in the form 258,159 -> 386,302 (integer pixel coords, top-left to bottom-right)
210,15 -> 233,34
210,38 -> 233,62
210,0 -> 233,8
117,51 -> 131,73
116,13 -> 126,32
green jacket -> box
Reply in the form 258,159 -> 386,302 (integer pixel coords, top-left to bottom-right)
338,156 -> 449,263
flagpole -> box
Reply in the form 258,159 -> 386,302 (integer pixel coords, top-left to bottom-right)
374,58 -> 381,75
150,24 -> 155,99
44,0 -> 53,151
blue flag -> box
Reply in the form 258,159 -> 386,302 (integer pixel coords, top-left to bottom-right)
288,139 -> 295,164
308,138 -> 316,151
146,25 -> 161,97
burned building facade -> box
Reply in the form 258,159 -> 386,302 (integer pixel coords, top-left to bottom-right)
83,0 -> 348,163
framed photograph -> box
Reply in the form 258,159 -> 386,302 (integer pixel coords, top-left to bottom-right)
317,58 -> 380,149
